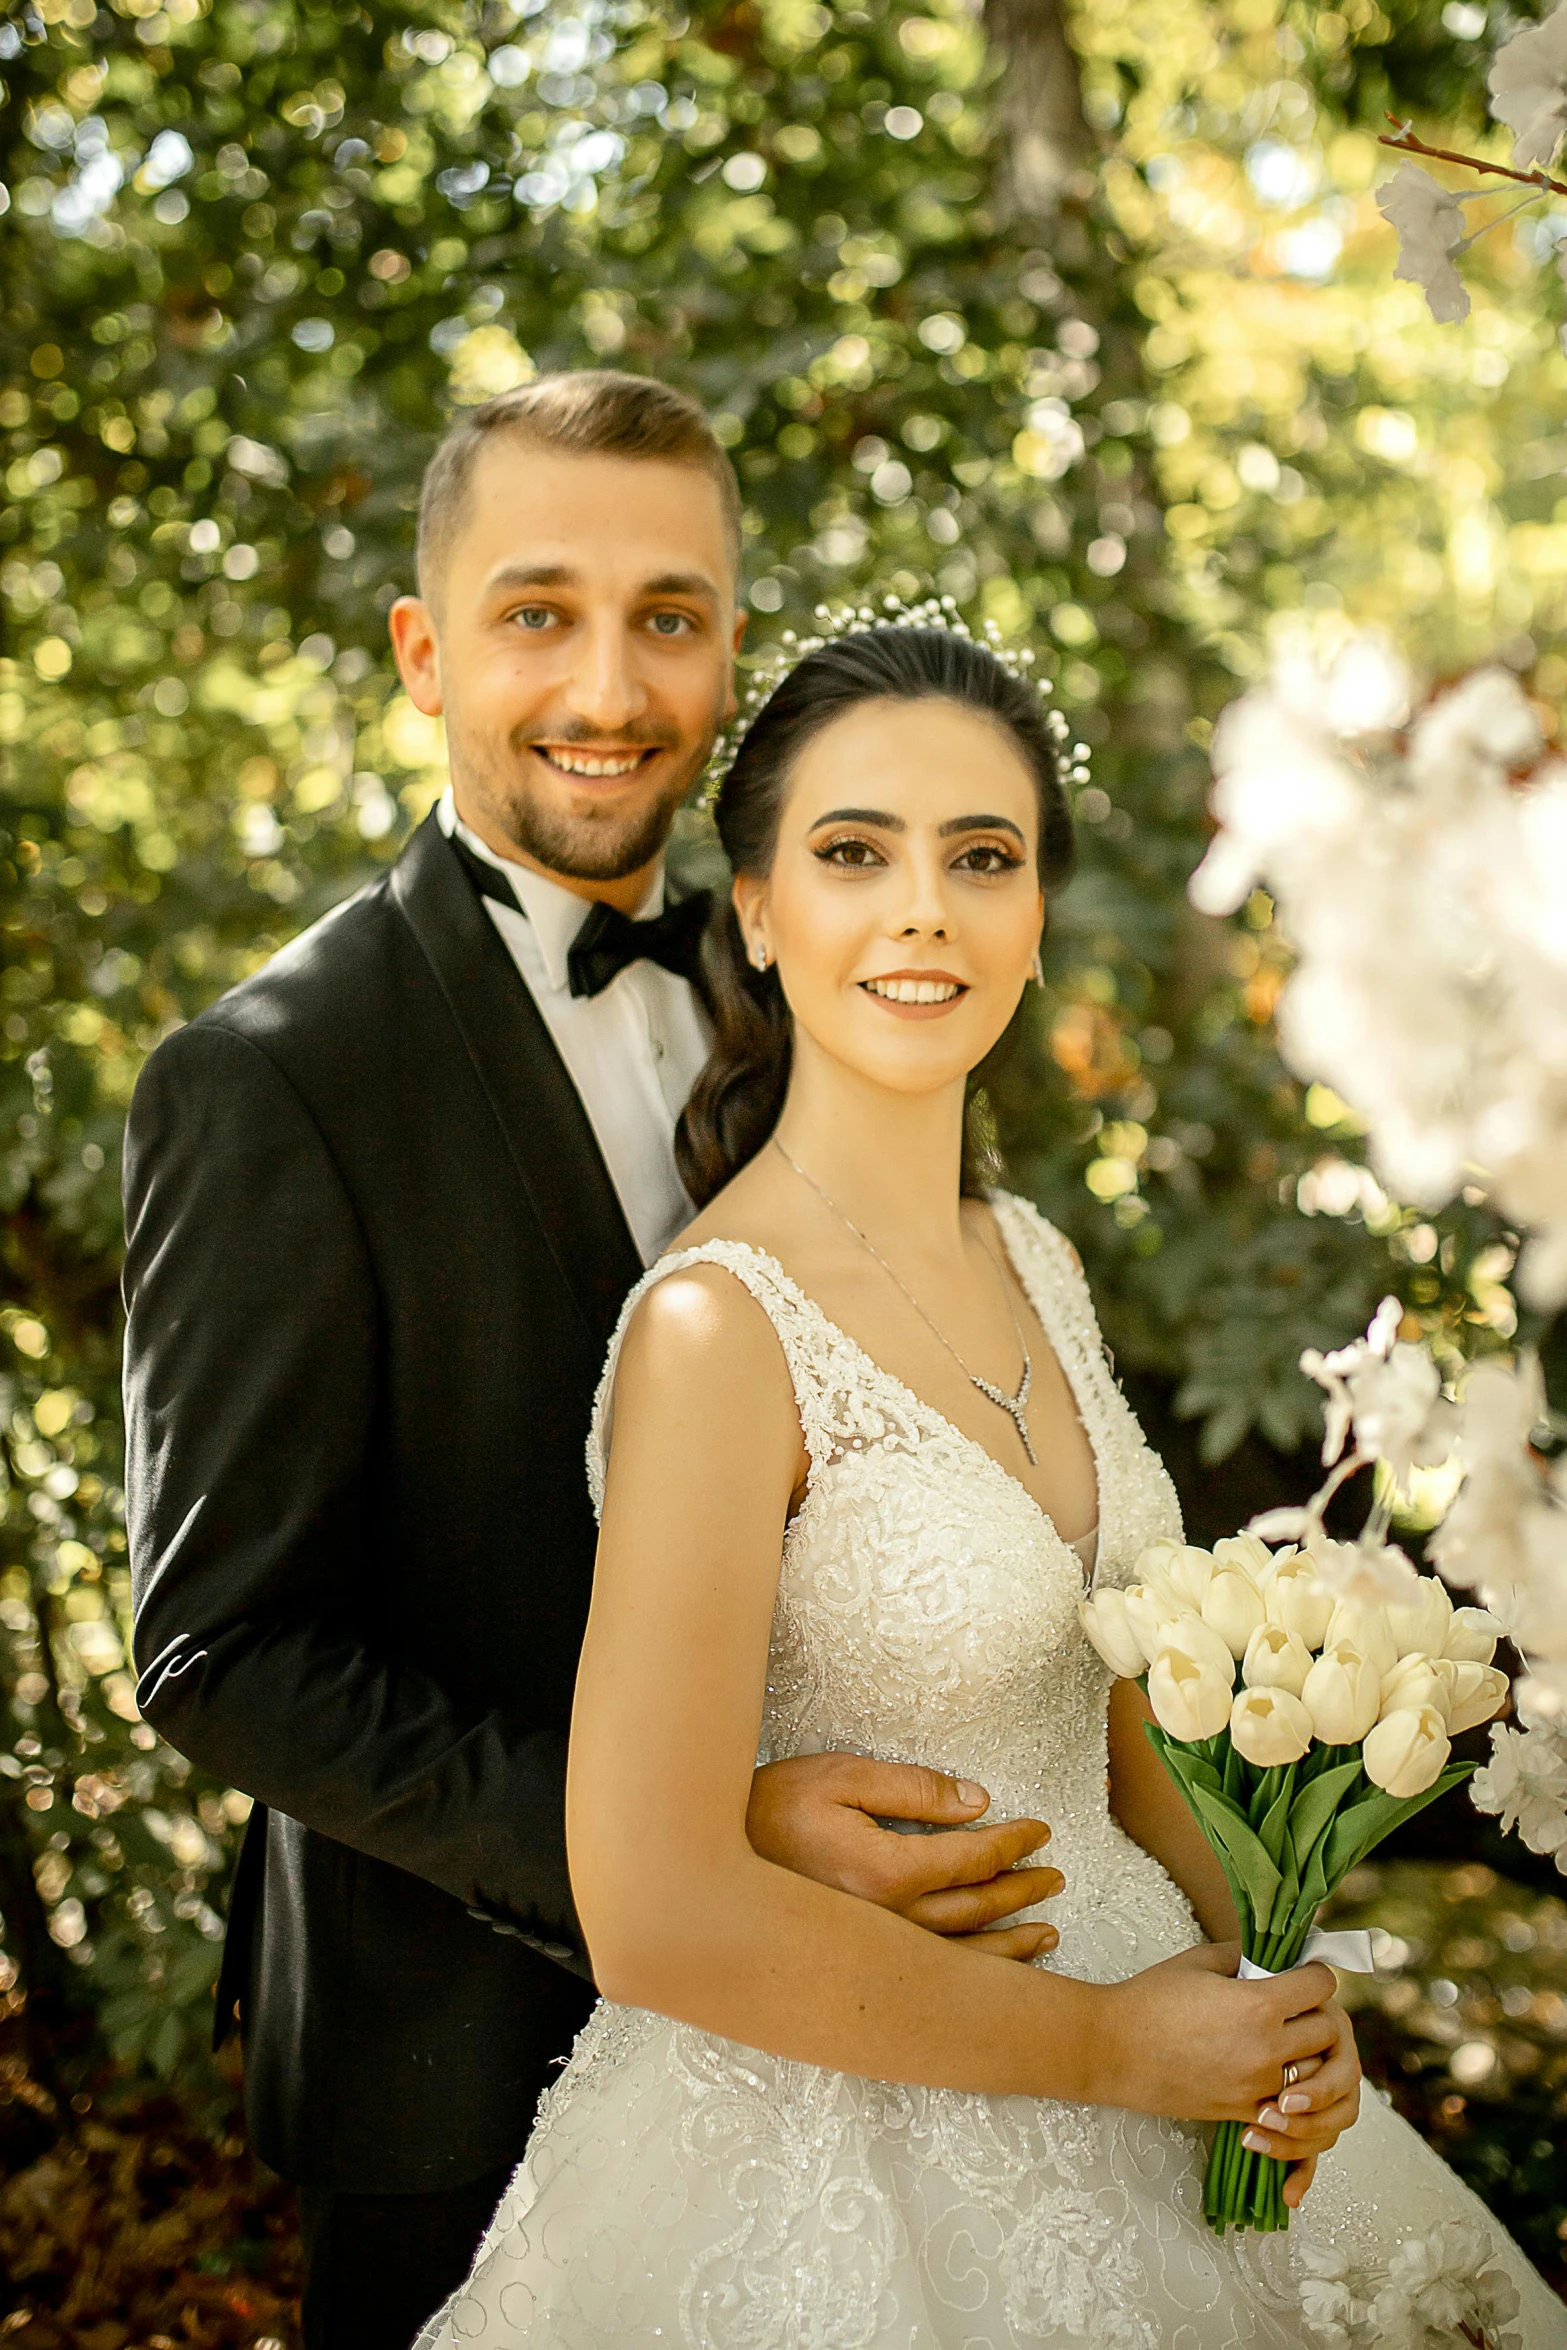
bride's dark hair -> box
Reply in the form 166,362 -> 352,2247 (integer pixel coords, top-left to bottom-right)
676,626 -> 1076,1210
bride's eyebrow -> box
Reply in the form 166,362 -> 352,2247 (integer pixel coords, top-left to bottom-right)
806,807 -> 902,832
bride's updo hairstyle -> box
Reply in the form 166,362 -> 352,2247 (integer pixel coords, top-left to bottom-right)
676,625 -> 1075,1209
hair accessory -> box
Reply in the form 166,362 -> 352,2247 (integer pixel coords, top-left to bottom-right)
698,590 -> 1092,811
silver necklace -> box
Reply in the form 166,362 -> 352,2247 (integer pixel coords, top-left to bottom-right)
772,1140 -> 1038,1465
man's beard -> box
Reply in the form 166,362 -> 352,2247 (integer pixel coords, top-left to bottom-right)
450,712 -> 715,883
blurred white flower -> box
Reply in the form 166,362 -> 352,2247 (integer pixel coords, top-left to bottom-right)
1309,1534 -> 1419,1608
1299,2216 -> 1522,2350
1489,0 -> 1567,168
1376,161 -> 1472,323
1471,1719 -> 1567,1859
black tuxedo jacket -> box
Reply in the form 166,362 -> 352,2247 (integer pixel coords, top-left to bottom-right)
123,812 -> 648,2192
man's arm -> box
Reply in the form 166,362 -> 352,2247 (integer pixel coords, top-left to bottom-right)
123,1021 -> 584,1970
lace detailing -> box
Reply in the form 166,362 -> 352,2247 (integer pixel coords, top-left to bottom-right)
419,1194 -> 1567,2350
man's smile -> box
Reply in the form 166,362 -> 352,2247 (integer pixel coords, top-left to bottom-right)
532,745 -> 658,780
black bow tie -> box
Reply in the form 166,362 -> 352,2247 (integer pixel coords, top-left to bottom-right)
450,830 -> 711,1001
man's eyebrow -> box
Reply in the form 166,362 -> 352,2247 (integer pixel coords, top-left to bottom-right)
641,570 -> 721,603
484,562 -> 578,594
480,563 -> 721,603
806,807 -> 904,833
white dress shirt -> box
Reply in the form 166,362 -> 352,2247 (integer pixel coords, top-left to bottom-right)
437,789 -> 712,1265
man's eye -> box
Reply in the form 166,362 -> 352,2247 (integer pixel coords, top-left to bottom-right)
647,611 -> 694,636
816,836 -> 885,869
513,606 -> 557,631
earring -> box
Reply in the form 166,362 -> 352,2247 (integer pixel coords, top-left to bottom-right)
1030,948 -> 1044,987
751,943 -> 771,972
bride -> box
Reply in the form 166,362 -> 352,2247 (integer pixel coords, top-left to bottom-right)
419,621 -> 1567,2347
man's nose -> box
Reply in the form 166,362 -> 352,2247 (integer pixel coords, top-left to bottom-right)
561,617 -> 649,734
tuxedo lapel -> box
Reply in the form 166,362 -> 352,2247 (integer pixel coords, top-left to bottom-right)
390,813 -> 644,1345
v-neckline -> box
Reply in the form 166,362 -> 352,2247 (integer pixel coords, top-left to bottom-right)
684,1205 -> 1106,1594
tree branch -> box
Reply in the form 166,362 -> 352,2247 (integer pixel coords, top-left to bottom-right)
982,0 -> 1095,225
1379,118 -> 1567,202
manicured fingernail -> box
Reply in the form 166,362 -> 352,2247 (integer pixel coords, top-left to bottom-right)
1256,2108 -> 1283,2130
1242,2131 -> 1268,2153
1279,2092 -> 1310,2114
958,1781 -> 986,1805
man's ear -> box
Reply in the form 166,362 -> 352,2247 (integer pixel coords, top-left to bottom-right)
389,595 -> 444,715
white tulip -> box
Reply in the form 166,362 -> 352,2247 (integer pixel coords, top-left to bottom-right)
1136,1542 -> 1216,1611
1202,1564 -> 1268,1660
1379,1653 -> 1458,1724
1147,1638 -> 1235,1742
1326,1597 -> 1398,1679
1077,1588 -> 1146,1680
1230,1685 -> 1315,1767
1242,1621 -> 1313,1697
1444,1606 -> 1502,1666
1123,1582 -> 1181,1665
1213,1532 -> 1273,1583
1447,1661 -> 1510,1735
1160,1609 -> 1238,1683
1302,1642 -> 1383,1744
1264,1553 -> 1335,1651
1386,1577 -> 1453,1661
1363,1704 -> 1451,1798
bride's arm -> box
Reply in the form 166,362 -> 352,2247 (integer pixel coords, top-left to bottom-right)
566,1265 -> 1341,2119
1107,1679 -> 1239,1942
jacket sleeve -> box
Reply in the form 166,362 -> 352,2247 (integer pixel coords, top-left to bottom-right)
122,1018 -> 589,1978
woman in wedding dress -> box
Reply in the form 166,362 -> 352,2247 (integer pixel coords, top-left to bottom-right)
419,623 -> 1567,2348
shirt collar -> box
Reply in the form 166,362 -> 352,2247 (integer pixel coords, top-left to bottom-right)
437,786 -> 665,995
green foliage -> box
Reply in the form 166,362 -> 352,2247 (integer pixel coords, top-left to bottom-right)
0,0 -> 1524,2088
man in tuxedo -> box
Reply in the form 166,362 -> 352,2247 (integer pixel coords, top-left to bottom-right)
123,371 -> 1060,2349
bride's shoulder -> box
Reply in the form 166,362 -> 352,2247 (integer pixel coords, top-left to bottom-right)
621,1244 -> 790,1374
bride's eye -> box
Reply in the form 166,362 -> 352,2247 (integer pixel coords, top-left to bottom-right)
953,842 -> 1025,875
815,835 -> 887,870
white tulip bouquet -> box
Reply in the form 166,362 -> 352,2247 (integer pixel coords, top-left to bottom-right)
1080,1529 -> 1507,2235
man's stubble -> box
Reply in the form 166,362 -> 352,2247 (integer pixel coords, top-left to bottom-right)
446,701 -> 723,885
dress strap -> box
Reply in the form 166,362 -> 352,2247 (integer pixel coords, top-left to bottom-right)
585,1239 -> 843,1518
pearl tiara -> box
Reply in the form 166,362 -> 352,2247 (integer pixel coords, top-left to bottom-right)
699,591 -> 1092,811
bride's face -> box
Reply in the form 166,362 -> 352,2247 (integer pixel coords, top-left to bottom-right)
734,694 -> 1047,1099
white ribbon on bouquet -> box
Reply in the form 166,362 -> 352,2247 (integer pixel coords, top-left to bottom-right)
1237,1928 -> 1375,1980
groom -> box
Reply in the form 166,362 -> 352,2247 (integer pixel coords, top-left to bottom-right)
122,371 -> 1061,2348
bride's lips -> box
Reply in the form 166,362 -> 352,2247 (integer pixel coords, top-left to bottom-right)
859,969 -> 970,1019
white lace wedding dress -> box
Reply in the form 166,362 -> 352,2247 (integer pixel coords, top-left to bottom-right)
418,1195 -> 1567,2349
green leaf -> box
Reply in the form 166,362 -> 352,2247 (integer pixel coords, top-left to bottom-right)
1287,1758 -> 1364,1866
1320,1760 -> 1476,1888
1255,1763 -> 1297,1865
1189,1782 -> 1283,1934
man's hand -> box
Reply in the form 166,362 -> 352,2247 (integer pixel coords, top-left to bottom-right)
746,1752 -> 1061,1962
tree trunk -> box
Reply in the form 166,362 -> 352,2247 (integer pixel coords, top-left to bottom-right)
981,0 -> 1095,225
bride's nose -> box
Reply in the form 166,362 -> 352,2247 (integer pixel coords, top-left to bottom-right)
891,849 -> 952,940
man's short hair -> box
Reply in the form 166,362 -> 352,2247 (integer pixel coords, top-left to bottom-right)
416,369 -> 743,603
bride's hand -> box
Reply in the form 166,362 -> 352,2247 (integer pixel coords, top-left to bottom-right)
1238,1997 -> 1362,2207
746,1753 -> 1063,1961
1098,1944 -> 1349,2126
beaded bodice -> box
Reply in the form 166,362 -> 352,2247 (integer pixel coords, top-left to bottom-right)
589,1191 -> 1190,1980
